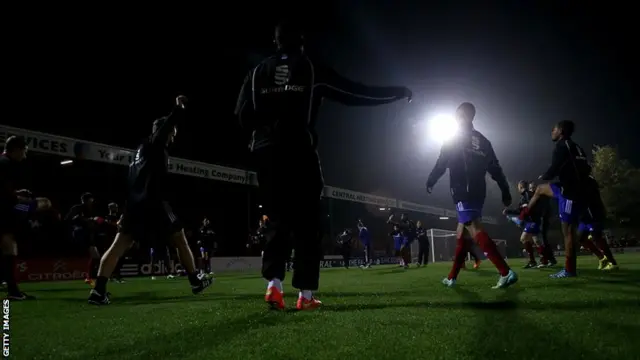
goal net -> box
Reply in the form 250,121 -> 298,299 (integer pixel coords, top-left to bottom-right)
410,228 -> 508,263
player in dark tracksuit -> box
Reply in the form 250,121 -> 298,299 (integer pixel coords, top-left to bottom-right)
234,21 -> 412,310
523,120 -> 592,279
426,102 -> 517,289
65,193 -> 101,285
88,96 -> 213,305
415,222 -> 429,266
337,229 -> 353,269
199,217 -> 215,274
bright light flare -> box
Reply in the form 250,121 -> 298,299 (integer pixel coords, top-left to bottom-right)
428,114 -> 458,142
60,160 -> 73,165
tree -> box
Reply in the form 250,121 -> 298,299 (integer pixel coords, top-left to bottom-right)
591,145 -> 640,224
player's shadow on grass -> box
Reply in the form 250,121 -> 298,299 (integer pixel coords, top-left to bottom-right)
221,274 -> 262,280
518,281 -> 585,290
63,308 -> 308,359
54,290 -> 418,305
375,268 -> 410,275
29,287 -> 88,293
578,268 -> 640,284
462,268 -> 495,277
319,295 -> 638,313
451,286 -> 613,359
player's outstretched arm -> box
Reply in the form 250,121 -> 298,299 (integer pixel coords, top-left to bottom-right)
314,63 -> 411,106
426,145 -> 449,192
151,96 -> 187,145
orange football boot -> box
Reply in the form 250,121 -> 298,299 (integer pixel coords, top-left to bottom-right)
265,286 -> 285,310
296,296 -> 322,310
473,260 -> 481,269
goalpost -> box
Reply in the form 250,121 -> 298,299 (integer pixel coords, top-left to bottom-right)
410,228 -> 508,263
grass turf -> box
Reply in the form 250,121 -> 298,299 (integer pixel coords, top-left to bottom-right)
9,254 -> 640,360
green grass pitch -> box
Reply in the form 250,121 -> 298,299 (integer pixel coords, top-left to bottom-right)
9,254 -> 640,360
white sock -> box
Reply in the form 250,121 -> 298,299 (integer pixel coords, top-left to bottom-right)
299,290 -> 312,300
267,278 -> 282,292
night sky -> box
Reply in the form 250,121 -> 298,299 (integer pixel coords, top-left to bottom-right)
6,2 -> 638,213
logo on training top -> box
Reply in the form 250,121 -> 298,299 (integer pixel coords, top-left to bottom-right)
261,64 -> 305,94
274,65 -> 289,85
469,135 -> 485,156
471,136 -> 480,150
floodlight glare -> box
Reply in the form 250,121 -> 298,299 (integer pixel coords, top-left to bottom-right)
428,114 -> 458,142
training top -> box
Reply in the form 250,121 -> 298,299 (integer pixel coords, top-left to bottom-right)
416,227 -> 429,244
426,128 -> 510,205
127,106 -> 185,205
235,49 -> 408,151
540,138 -> 591,200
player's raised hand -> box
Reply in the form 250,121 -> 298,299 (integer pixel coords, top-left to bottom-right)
176,95 -> 188,109
426,186 -> 433,195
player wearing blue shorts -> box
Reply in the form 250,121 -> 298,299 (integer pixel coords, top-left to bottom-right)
426,102 -> 517,289
388,214 -> 413,268
523,120 -> 591,278
357,220 -> 372,268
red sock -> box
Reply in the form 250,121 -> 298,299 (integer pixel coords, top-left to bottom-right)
536,245 -> 548,264
580,239 -> 604,260
475,231 -> 510,276
448,236 -> 467,279
524,242 -> 535,262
